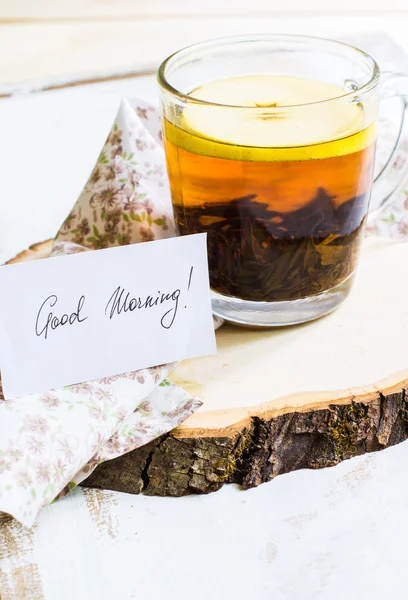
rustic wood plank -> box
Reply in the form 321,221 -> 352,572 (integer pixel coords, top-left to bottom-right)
0,513 -> 44,600
0,16 -> 407,85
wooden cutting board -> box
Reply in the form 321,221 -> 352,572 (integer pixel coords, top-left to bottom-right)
9,236 -> 408,496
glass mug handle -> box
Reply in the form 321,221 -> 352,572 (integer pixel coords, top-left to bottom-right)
368,73 -> 408,227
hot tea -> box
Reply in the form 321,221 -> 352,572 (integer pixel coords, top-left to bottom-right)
163,75 -> 376,303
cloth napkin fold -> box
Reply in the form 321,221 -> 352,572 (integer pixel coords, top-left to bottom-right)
0,98 -> 204,528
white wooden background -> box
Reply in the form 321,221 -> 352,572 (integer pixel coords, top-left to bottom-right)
1,3 -> 408,600
0,2 -> 407,86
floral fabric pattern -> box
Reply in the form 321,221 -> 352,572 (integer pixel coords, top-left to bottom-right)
365,109 -> 408,239
57,99 -> 175,249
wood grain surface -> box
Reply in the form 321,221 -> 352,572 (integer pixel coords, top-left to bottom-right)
0,11 -> 407,86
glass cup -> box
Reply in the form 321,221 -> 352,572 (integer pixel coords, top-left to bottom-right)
157,34 -> 408,327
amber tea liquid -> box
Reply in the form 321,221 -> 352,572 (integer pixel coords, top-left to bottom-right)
164,75 -> 376,302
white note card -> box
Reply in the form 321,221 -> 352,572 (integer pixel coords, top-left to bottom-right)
0,234 -> 216,399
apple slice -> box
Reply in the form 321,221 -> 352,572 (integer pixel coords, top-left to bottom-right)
181,75 -> 371,158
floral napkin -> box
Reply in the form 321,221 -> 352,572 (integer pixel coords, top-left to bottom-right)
0,98 -> 204,528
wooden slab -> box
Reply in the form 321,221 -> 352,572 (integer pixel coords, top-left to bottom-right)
8,236 -> 408,496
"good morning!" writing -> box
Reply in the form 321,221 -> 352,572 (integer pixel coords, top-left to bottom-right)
35,283 -> 184,340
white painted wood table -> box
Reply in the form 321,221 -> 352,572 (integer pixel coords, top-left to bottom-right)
1,7 -> 408,600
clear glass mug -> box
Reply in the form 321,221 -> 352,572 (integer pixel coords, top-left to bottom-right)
157,34 -> 408,327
